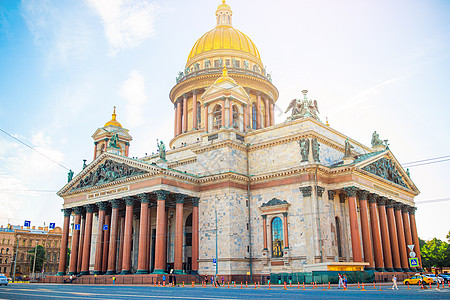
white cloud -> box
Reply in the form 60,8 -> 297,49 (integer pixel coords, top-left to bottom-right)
120,70 -> 148,128
20,0 -> 95,68
84,0 -> 157,55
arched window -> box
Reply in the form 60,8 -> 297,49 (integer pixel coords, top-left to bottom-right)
1,238 -> 4,244
5,248 -> 9,254
0,248 -> 3,254
213,105 -> 222,130
232,105 -> 239,129
196,101 -> 201,128
271,217 -> 284,258
252,104 -> 257,129
335,217 -> 342,257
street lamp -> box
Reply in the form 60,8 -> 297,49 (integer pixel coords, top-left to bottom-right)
32,240 -> 38,280
12,235 -> 20,282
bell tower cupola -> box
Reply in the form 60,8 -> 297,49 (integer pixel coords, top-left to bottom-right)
216,0 -> 232,27
91,107 -> 132,160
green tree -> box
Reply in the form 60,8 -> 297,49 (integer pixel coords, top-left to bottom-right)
420,237 -> 450,269
28,245 -> 46,273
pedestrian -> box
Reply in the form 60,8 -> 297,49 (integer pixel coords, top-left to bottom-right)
391,274 -> 398,290
169,273 -> 173,287
112,276 -> 116,285
204,275 -> 208,285
338,273 -> 342,289
343,275 -> 347,288
211,276 -> 214,286
69,275 -> 73,284
162,274 -> 166,286
173,274 -> 177,286
221,276 -> 224,286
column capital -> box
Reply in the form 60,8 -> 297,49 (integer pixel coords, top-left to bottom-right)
110,199 -> 121,209
409,206 -> 417,215
84,204 -> 95,213
262,215 -> 267,220
401,204 -> 411,213
393,202 -> 403,211
385,199 -> 394,208
328,190 -> 336,201
193,90 -> 197,96
138,193 -> 152,203
339,193 -> 346,203
74,206 -> 84,215
377,197 -> 388,206
174,194 -> 185,204
62,208 -> 72,217
343,186 -> 358,197
124,196 -> 135,206
316,186 -> 325,198
357,190 -> 369,201
97,201 -> 108,211
154,190 -> 169,200
282,212 -> 288,217
191,197 -> 200,207
368,193 -> 378,203
299,186 -> 312,197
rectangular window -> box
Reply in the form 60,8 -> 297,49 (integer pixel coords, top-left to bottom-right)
214,60 -> 220,68
225,59 -> 230,67
235,60 -> 240,68
185,233 -> 192,246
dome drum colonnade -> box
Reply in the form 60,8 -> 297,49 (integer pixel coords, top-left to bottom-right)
332,186 -> 421,272
170,0 -> 277,140
57,191 -> 199,276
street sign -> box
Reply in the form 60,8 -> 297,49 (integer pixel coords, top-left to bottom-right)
212,258 -> 217,264
409,251 -> 416,258
407,245 -> 415,252
24,220 -> 31,227
409,257 -> 419,268
75,224 -> 81,230
103,224 -> 109,231
49,223 -> 55,229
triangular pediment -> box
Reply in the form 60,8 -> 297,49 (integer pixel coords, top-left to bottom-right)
355,150 -> 419,193
58,153 -> 157,196
201,79 -> 250,102
92,127 -> 132,140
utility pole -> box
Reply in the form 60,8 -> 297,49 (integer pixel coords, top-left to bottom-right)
215,209 -> 218,285
32,241 -> 38,280
12,235 -> 20,282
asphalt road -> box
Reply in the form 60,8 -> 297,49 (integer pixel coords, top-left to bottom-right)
0,283 -> 448,299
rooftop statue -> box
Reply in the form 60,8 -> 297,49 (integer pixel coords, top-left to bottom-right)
371,130 -> 389,148
157,139 -> 166,160
67,169 -> 74,182
285,90 -> 320,122
344,138 -> 354,157
109,133 -> 119,149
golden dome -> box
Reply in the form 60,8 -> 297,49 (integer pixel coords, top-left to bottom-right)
104,106 -> 122,128
187,1 -> 261,63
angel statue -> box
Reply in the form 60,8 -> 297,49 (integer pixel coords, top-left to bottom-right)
285,90 -> 320,121
157,139 -> 166,160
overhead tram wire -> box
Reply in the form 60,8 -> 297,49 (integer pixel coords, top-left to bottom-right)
401,155 -> 450,168
0,127 -> 69,171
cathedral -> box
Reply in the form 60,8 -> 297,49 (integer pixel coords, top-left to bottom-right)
56,1 -> 422,280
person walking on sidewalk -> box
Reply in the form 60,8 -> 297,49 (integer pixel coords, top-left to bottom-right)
391,275 -> 398,290
338,273 -> 343,289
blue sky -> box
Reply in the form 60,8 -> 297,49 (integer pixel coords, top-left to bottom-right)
0,0 -> 449,240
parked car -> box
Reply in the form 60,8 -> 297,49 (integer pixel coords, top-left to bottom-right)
0,274 -> 8,286
403,274 -> 434,285
438,274 -> 450,283
424,274 -> 441,284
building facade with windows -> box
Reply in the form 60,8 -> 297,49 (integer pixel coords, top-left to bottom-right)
57,1 -> 421,279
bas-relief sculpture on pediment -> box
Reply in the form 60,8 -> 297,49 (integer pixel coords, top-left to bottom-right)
362,157 -> 408,189
261,198 -> 289,207
72,159 -> 147,191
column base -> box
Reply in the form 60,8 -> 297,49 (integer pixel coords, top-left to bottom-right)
402,268 -> 411,272
262,248 -> 268,251
120,270 -> 131,275
68,271 -> 78,276
173,269 -> 183,274
93,270 -> 103,275
136,270 -> 149,274
152,269 -> 166,274
364,267 -> 375,271
375,268 -> 385,272
105,270 -> 116,275
56,272 -> 66,276
80,271 -> 90,275
385,268 -> 394,272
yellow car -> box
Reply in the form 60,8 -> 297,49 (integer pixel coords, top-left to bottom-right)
403,274 -> 434,285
